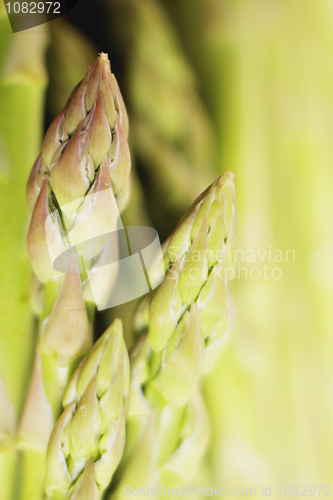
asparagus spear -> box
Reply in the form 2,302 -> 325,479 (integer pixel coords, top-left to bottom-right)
110,172 -> 237,496
19,53 -> 131,500
134,170 -> 237,371
0,10 -> 48,418
45,319 -> 129,500
22,52 -> 131,418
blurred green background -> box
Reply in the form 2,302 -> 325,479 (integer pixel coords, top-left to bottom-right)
1,0 -> 333,496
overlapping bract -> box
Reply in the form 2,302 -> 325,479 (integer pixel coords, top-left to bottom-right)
135,171 -> 237,388
45,319 -> 129,499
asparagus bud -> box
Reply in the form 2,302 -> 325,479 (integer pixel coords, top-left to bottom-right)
27,53 -> 131,283
45,319 -> 129,499
135,171 -> 237,374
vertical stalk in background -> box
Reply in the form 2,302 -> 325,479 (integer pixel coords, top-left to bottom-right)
165,0 -> 333,488
0,4 -> 48,419
0,375 -> 17,500
103,0 -> 218,240
0,7 -> 48,500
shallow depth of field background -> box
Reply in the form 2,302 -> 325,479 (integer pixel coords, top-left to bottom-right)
1,0 -> 333,496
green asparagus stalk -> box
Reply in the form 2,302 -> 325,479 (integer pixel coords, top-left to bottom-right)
110,172 -> 237,496
45,319 -> 129,500
19,53 -> 131,500
0,8 -> 48,500
0,375 -> 17,500
0,10 -> 48,417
